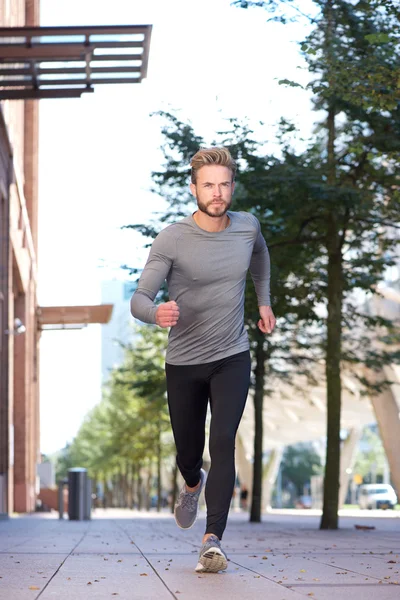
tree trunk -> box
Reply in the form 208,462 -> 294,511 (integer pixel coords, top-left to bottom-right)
319,0 -> 343,531
320,220 -> 343,529
137,469 -> 143,510
320,96 -> 343,528
146,467 -> 152,511
250,332 -> 266,522
156,429 -> 162,512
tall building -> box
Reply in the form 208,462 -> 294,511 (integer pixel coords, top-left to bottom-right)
101,280 -> 136,382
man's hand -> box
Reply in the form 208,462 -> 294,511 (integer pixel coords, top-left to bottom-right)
257,305 -> 276,334
156,301 -> 180,328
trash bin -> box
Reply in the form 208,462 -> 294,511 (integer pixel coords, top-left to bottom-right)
68,468 -> 92,520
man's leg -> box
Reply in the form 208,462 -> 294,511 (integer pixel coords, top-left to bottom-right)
205,350 -> 251,540
165,362 -> 209,489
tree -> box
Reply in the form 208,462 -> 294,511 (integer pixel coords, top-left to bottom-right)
235,0 -> 400,529
53,326 -> 174,511
281,442 -> 323,497
113,325 -> 172,511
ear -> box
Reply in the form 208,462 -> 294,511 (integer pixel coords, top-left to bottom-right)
190,183 -> 197,198
232,181 -> 236,195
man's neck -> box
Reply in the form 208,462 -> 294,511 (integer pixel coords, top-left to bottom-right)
193,211 -> 230,232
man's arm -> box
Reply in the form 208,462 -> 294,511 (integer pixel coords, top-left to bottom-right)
130,231 -> 179,327
249,220 -> 276,334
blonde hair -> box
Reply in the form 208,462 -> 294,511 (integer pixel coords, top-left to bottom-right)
190,147 -> 237,184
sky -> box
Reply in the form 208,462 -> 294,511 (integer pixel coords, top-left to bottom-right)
38,0 -> 317,454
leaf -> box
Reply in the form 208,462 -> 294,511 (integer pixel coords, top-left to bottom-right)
277,79 -> 304,89
29,586 -> 40,591
140,573 -> 148,576
365,33 -> 390,44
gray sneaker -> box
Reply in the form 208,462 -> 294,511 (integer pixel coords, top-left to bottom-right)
174,469 -> 207,530
195,534 -> 228,573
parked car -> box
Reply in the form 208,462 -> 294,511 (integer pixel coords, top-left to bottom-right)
358,484 -> 398,510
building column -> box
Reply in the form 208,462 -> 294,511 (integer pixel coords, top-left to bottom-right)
339,427 -> 362,508
13,286 -> 36,513
369,365 -> 400,497
262,447 -> 283,510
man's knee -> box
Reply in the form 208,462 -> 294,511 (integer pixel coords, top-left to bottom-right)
209,430 -> 236,457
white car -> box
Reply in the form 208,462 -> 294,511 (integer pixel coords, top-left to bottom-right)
358,484 -> 398,510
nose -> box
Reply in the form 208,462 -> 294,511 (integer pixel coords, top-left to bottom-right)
213,186 -> 222,198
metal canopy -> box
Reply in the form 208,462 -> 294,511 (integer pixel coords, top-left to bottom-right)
0,25 -> 152,100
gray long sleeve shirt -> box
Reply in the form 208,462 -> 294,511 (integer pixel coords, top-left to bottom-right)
130,211 -> 271,365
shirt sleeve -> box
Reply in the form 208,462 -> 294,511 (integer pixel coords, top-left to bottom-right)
130,230 -> 176,324
249,218 -> 271,307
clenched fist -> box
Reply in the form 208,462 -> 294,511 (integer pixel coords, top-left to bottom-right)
156,301 -> 180,328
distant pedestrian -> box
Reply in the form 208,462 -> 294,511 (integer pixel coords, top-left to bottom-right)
131,147 -> 275,572
240,486 -> 249,511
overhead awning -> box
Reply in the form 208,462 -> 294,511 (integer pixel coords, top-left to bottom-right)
38,304 -> 113,330
0,25 -> 152,100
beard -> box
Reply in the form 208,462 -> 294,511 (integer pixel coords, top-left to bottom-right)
196,197 -> 232,218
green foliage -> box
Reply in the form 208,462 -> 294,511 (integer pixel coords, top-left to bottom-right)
353,425 -> 386,481
54,326 -> 173,500
281,443 -> 323,496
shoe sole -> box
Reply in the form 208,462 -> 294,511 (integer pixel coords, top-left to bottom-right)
174,470 -> 207,530
195,548 -> 228,573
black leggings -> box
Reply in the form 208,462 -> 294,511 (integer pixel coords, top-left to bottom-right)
165,350 -> 251,539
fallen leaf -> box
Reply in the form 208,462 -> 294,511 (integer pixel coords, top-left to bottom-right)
355,525 -> 376,530
300,569 -> 306,573
140,573 -> 148,576
29,587 -> 40,591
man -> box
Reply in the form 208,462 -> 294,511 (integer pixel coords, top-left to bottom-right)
131,147 -> 275,573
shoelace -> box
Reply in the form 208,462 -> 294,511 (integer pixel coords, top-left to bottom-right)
178,491 -> 199,511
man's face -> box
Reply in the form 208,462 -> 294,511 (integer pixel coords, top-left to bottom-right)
190,165 -> 235,218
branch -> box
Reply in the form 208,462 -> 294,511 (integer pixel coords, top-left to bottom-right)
269,235 -> 326,248
355,218 -> 400,229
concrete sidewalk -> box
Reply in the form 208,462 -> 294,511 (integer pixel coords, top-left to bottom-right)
0,508 -> 399,600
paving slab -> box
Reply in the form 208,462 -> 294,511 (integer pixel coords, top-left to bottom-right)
0,509 -> 399,600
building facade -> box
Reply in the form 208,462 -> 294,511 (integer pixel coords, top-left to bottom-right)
0,0 -> 40,516
0,7 -> 151,516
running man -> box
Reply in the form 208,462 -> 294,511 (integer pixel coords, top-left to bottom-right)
130,147 -> 275,572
